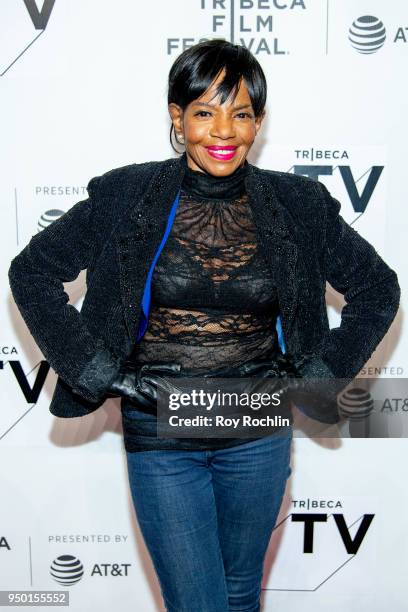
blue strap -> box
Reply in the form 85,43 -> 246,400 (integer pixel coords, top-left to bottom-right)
136,191 -> 181,342
276,314 -> 286,354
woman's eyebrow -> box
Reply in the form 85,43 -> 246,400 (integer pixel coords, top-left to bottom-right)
191,102 -> 253,111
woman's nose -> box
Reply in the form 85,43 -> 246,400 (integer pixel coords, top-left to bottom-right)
209,116 -> 236,139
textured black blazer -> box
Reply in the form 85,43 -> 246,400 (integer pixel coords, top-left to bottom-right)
8,152 -> 401,418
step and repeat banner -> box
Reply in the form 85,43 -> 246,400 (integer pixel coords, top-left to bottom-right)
1,1 -> 407,611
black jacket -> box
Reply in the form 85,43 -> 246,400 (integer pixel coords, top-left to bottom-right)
8,153 -> 401,418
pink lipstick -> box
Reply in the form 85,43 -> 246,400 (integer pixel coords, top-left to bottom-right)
205,145 -> 237,161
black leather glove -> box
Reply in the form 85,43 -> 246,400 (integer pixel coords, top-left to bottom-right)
107,361 -> 182,411
233,352 -> 342,425
107,354 -> 342,424
235,351 -> 300,378
195,353 -> 295,400
282,352 -> 342,424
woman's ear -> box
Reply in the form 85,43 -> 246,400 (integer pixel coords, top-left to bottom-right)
255,109 -> 266,134
168,103 -> 184,139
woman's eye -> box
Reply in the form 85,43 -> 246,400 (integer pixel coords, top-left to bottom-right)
194,111 -> 252,118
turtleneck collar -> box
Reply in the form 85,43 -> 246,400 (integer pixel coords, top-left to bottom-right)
181,158 -> 249,201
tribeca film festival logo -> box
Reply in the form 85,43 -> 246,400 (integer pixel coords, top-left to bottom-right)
292,155 -> 383,224
0,0 -> 56,76
288,509 -> 374,555
167,0 -> 306,56
264,498 -> 375,591
262,497 -> 376,592
349,15 -> 408,54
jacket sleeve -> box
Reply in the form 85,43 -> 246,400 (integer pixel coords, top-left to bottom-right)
311,182 -> 401,381
8,176 -> 123,404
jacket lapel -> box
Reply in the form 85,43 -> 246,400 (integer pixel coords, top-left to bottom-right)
115,153 -> 300,346
245,166 -> 299,342
115,155 -> 188,340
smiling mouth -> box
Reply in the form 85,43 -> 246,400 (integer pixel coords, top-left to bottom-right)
205,146 -> 238,161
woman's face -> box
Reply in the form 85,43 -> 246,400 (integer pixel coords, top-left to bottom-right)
168,70 -> 265,177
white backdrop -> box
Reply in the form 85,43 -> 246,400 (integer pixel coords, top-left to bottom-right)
1,1 -> 407,610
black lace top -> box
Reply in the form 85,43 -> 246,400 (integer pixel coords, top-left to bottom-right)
133,162 -> 280,373
122,162 -> 283,452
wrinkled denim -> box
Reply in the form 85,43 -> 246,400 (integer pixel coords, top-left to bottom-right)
125,427 -> 293,612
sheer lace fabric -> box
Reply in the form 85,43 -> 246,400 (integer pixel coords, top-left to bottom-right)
132,165 -> 280,373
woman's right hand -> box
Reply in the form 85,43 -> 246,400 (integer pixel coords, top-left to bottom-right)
106,361 -> 182,409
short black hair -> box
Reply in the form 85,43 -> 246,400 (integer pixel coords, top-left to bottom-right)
168,39 -> 267,152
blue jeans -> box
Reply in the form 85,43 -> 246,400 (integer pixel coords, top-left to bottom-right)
125,428 -> 293,612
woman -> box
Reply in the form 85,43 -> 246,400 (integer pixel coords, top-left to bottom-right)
8,40 -> 400,611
